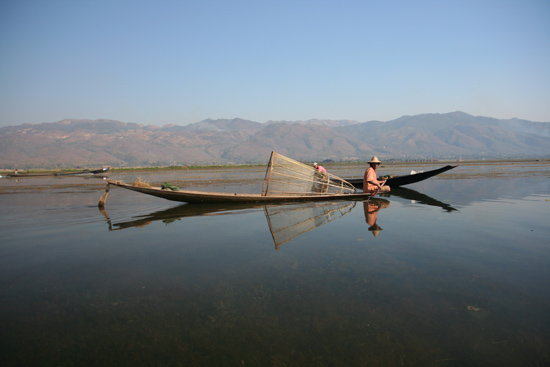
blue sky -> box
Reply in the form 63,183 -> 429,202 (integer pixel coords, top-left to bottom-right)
1,0 -> 549,127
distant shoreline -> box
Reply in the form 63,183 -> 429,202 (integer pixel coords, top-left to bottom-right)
2,158 -> 549,176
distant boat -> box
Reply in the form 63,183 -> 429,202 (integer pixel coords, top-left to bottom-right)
54,167 -> 110,176
1,167 -> 110,178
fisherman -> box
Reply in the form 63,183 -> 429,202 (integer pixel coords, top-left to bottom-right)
363,156 -> 391,195
313,162 -> 326,175
312,162 -> 328,193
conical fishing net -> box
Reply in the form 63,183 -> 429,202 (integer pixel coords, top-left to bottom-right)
262,152 -> 356,196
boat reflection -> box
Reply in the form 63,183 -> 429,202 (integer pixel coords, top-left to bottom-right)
99,186 -> 453,248
380,186 -> 458,212
99,203 -> 265,231
99,199 -> 386,249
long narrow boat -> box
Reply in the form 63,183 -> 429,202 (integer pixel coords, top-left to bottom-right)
54,167 -> 110,176
344,165 -> 457,189
101,179 -> 377,205
98,152 -> 374,206
1,167 -> 110,178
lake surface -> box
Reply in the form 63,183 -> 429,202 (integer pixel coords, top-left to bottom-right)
1,161 -> 549,366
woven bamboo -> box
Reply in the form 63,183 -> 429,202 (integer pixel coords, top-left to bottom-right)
262,152 -> 356,196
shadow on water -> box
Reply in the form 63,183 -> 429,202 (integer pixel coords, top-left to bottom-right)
380,186 -> 459,212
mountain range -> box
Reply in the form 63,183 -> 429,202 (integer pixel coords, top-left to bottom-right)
1,111 -> 549,169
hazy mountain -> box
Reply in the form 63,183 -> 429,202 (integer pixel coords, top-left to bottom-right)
265,119 -> 360,127
222,123 -> 374,163
336,112 -> 550,158
167,118 -> 264,134
1,112 -> 549,169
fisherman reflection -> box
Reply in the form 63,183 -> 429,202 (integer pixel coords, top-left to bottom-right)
363,200 -> 390,237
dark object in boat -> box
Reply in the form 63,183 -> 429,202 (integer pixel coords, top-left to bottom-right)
344,165 -> 457,189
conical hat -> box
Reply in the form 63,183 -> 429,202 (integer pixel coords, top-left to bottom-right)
368,224 -> 382,237
368,156 -> 381,164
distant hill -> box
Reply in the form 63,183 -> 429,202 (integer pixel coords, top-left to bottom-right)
265,119 -> 360,127
1,112 -> 549,169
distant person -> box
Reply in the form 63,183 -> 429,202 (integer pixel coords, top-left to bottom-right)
313,162 -> 326,175
312,162 -> 328,193
363,156 -> 391,195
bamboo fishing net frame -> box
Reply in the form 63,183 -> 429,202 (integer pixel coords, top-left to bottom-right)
262,151 -> 356,196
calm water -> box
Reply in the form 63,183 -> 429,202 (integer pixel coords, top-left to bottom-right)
1,161 -> 549,366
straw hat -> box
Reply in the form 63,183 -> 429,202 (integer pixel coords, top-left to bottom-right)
368,156 -> 381,164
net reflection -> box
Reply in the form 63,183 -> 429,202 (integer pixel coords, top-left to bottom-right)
264,201 -> 357,250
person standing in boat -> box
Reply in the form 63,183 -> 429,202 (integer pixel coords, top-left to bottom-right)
363,156 -> 391,195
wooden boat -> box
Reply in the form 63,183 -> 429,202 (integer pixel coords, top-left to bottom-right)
1,167 -> 110,178
99,152 -> 371,206
344,165 -> 457,189
54,167 -> 110,176
100,179 -> 378,205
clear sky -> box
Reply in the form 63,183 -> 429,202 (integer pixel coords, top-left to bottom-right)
1,0 -> 549,127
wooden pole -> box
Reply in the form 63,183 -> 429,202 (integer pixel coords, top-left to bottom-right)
98,184 -> 110,207
262,151 -> 275,196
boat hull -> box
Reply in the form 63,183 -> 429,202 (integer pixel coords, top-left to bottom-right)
106,180 -> 378,204
345,165 -> 457,188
